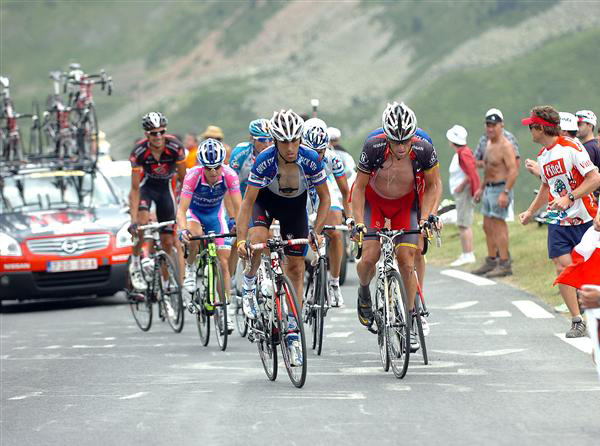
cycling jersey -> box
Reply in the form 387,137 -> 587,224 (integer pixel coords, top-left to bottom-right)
181,165 -> 240,248
537,136 -> 598,226
229,141 -> 256,196
308,148 -> 346,212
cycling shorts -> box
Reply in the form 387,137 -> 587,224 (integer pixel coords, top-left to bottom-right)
364,184 -> 418,249
139,179 -> 176,233
186,204 -> 231,250
250,188 -> 308,256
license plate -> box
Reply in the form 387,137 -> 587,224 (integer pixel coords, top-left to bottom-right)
47,258 -> 98,273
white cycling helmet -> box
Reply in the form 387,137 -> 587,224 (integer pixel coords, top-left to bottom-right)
142,112 -> 168,130
382,101 -> 417,142
269,109 -> 304,142
197,138 -> 226,168
302,118 -> 329,151
327,127 -> 341,141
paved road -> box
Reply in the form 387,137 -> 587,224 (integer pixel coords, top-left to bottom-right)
1,266 -> 599,445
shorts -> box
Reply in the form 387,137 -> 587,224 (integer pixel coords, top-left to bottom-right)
139,179 -> 176,233
453,186 -> 474,228
250,188 -> 308,256
481,182 -> 512,220
364,184 -> 418,249
187,204 -> 231,250
547,220 -> 593,259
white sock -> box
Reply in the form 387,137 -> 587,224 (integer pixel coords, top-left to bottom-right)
329,277 -> 339,287
132,255 -> 141,269
243,275 -> 256,289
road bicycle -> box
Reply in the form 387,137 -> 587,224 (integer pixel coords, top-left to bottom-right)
246,236 -> 309,388
128,220 -> 184,333
303,224 -> 348,356
42,71 -> 77,160
184,232 -> 235,351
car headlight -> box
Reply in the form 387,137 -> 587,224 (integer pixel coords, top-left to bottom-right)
0,233 -> 23,257
116,223 -> 133,248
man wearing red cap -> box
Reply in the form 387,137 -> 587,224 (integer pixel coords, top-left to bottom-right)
519,105 -> 600,338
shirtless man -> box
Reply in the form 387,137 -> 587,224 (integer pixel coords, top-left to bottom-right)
472,109 -> 517,277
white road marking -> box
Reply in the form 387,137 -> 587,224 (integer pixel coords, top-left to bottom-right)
327,331 -> 353,338
462,311 -> 512,318
440,269 -> 496,286
9,391 -> 43,400
484,329 -> 507,335
12,346 -> 27,350
512,300 -> 554,319
103,337 -> 116,341
436,383 -> 472,392
482,320 -> 495,325
119,392 -> 148,400
432,348 -> 526,357
447,301 -> 479,310
71,344 -> 115,349
490,311 -> 512,318
384,383 -> 411,392
268,391 -> 366,400
358,404 -> 372,415
44,345 -> 62,349
498,387 -> 600,393
554,333 -> 592,354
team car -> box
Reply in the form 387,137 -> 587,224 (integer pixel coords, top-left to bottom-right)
0,160 -> 132,300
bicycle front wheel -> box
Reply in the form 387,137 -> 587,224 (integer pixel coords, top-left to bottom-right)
414,295 -> 428,365
212,260 -> 228,351
256,314 -> 277,381
375,290 -> 390,372
314,258 -> 327,356
277,275 -> 307,388
386,271 -> 410,379
159,253 -> 184,333
127,258 -> 153,331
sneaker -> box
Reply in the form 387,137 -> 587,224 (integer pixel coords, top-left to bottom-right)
450,252 -> 476,267
566,316 -> 587,338
129,262 -> 147,291
219,310 -> 234,335
485,259 -> 512,278
357,287 -> 374,327
471,256 -> 497,276
183,264 -> 196,293
410,328 -> 420,353
330,284 -> 344,307
242,285 -> 258,320
227,310 -> 234,334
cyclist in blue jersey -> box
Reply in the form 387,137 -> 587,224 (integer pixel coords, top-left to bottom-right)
303,118 -> 352,307
237,109 -> 330,366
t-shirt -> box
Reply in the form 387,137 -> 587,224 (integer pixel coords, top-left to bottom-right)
181,165 -> 240,211
449,153 -> 467,195
537,136 -> 599,225
129,135 -> 186,183
583,139 -> 600,170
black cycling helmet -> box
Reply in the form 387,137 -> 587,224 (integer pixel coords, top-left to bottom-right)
142,112 -> 168,131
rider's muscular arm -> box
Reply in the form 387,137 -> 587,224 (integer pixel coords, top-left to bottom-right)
314,182 -> 331,234
227,190 -> 242,225
176,162 -> 186,195
422,166 -> 441,218
236,185 -> 259,242
503,141 -> 517,191
176,195 -> 191,232
352,171 -> 369,225
334,174 -> 352,217
129,169 -> 143,223
433,173 -> 443,214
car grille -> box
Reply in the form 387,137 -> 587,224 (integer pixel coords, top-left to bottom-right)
26,234 -> 111,256
33,266 -> 111,288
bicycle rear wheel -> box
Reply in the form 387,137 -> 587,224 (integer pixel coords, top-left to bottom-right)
314,258 -> 327,356
234,295 -> 248,337
414,296 -> 428,365
158,253 -> 184,333
212,260 -> 228,351
277,275 -> 307,388
386,271 -> 410,379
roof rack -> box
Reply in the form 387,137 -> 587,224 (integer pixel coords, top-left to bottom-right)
0,154 -> 99,177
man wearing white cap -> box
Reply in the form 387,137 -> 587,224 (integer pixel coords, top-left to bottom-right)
576,110 -> 600,185
447,125 -> 480,266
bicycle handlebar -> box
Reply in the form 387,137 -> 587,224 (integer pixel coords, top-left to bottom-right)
138,220 -> 175,231
188,232 -> 236,241
249,238 -> 309,251
322,224 -> 349,232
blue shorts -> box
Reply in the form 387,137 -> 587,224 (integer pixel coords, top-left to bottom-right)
187,204 -> 232,249
547,221 -> 593,259
481,182 -> 513,220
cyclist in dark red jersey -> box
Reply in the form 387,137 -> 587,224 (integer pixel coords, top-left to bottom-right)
128,112 -> 186,290
351,102 -> 442,352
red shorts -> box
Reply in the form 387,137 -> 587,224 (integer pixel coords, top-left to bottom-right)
364,184 -> 418,248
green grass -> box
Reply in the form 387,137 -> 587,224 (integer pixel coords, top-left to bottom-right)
426,213 -> 562,307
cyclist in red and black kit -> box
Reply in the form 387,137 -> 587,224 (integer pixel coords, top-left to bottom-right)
351,102 -> 442,352
128,112 -> 186,290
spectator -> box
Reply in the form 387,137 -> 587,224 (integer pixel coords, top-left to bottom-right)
471,109 -> 518,278
446,125 -> 480,266
519,105 -> 600,338
184,132 -> 199,169
475,108 -> 520,221
576,110 -> 600,200
201,125 -> 232,164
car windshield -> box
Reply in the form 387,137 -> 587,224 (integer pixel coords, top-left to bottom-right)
0,170 -> 120,213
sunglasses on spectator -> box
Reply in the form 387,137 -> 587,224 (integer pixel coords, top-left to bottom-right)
528,124 -> 541,131
253,136 -> 273,143
148,130 -> 166,137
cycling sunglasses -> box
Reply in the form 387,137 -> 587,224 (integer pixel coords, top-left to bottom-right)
204,165 -> 222,172
253,136 -> 273,143
148,130 -> 166,137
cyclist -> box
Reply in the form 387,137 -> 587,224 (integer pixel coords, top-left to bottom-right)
176,138 -> 242,334
351,101 -> 441,352
129,112 -> 186,291
230,119 -> 273,196
303,118 -> 352,307
236,109 -> 330,366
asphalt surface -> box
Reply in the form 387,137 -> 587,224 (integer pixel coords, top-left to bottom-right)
1,266 -> 599,446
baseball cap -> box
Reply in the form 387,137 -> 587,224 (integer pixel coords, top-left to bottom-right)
485,108 -> 504,123
575,110 -> 597,127
446,125 -> 468,146
559,112 -> 578,132
202,125 -> 224,139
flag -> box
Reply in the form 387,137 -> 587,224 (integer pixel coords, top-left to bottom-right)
554,226 -> 600,288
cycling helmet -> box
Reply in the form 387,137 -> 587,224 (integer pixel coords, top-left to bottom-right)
327,127 -> 341,141
269,109 -> 304,142
302,118 -> 329,151
248,118 -> 270,138
142,112 -> 168,131
197,138 -> 226,168
382,101 -> 417,142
